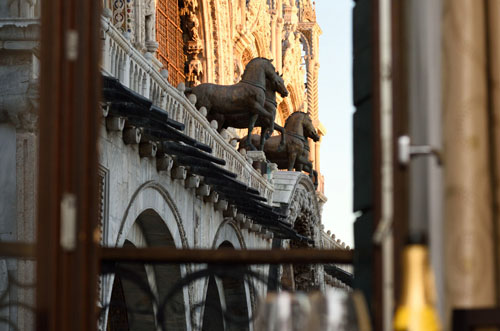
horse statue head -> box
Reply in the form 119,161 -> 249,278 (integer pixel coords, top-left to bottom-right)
266,71 -> 288,98
241,57 -> 278,88
302,112 -> 320,142
284,111 -> 320,142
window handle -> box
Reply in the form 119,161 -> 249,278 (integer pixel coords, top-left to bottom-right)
398,135 -> 442,166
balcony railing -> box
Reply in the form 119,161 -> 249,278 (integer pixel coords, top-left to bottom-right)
100,16 -> 274,203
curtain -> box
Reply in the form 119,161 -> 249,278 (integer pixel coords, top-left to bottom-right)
488,0 -> 500,310
443,0 -> 500,316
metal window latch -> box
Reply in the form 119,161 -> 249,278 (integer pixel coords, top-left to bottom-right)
398,135 -> 442,166
65,30 -> 79,61
60,193 -> 77,251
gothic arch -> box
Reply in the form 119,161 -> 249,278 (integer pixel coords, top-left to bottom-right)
285,84 -> 301,112
211,218 -> 246,249
297,30 -> 313,70
297,31 -> 312,59
288,174 -> 321,291
284,173 -> 321,246
201,275 -> 225,331
275,102 -> 286,129
252,32 -> 267,58
198,221 -> 255,330
114,180 -> 188,249
201,238 -> 253,331
107,240 -> 157,331
106,208 -> 191,331
241,47 -> 257,66
233,43 -> 258,82
286,174 -> 320,226
234,31 -> 258,59
277,99 -> 293,125
272,172 -> 322,291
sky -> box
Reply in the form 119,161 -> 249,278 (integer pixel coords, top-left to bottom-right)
315,1 -> 354,246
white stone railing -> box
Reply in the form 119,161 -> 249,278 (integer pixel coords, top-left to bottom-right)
101,16 -> 274,203
321,231 -> 353,276
321,231 -> 346,250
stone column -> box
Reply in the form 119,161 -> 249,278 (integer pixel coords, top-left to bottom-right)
0,18 -> 40,330
15,122 -> 37,331
0,97 -> 38,331
122,54 -> 131,88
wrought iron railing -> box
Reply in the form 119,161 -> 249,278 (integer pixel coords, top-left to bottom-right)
0,244 -> 36,331
0,243 -> 353,331
98,248 -> 354,331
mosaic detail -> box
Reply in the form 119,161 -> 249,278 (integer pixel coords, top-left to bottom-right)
126,0 -> 135,43
113,0 -> 125,32
113,0 -> 134,41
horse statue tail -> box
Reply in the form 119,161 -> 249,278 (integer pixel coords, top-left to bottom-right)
184,87 -> 193,95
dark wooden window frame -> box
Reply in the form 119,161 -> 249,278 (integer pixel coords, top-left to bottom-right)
0,3 -> 355,331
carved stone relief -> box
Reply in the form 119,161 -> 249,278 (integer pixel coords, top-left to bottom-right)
144,0 -> 158,52
298,0 -> 316,22
244,0 -> 264,33
112,0 -> 134,38
0,77 -> 39,132
218,0 -> 233,83
180,0 -> 204,86
282,30 -> 305,110
287,185 -> 320,291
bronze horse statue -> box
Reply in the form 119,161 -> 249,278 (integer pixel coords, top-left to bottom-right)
222,71 -> 288,150
185,58 -> 287,150
239,111 -> 320,182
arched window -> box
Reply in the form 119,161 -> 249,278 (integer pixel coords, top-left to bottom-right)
156,0 -> 185,86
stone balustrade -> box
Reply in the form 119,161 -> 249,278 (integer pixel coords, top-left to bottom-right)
101,16 -> 274,203
321,230 -> 353,276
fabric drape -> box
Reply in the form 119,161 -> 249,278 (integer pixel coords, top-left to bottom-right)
443,0 -> 498,313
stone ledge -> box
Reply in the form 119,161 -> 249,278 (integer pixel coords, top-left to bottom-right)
0,19 -> 40,41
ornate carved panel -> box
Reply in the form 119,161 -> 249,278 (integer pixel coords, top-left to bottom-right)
97,166 -> 109,245
179,0 -> 204,86
156,0 -> 185,86
112,0 -> 135,40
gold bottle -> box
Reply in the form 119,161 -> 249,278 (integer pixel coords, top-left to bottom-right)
393,244 -> 441,331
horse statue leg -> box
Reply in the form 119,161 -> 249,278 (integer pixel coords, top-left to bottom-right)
287,151 -> 297,171
259,128 -> 269,151
274,123 -> 286,152
259,119 -> 273,151
246,113 -> 259,151
247,101 -> 273,151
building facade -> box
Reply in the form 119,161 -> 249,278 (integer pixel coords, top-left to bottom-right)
0,1 -> 350,330
103,0 -> 326,193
